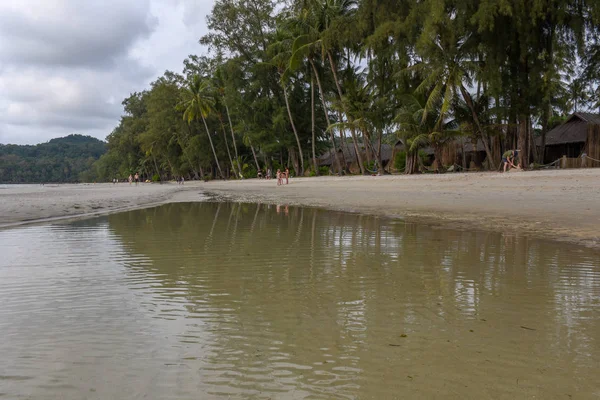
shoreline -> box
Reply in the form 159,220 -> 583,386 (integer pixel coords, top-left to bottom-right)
1,169 -> 600,249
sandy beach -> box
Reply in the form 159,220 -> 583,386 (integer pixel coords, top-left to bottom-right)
2,169 -> 600,247
0,182 -> 206,228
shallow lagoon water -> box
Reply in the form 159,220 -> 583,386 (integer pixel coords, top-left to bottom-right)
1,202 -> 599,399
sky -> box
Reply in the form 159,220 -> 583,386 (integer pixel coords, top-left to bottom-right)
0,0 -> 214,145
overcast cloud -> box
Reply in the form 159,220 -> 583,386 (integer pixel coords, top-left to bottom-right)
0,0 -> 214,145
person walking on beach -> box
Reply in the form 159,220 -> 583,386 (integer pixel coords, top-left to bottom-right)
267,168 -> 272,180
276,169 -> 282,186
134,173 -> 139,185
128,174 -> 133,185
285,168 -> 289,185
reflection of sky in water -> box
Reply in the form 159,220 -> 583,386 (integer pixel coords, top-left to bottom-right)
0,202 -> 599,399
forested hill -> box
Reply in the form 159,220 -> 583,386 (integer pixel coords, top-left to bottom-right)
0,135 -> 106,183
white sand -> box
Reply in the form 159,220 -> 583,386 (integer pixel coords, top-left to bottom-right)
0,182 -> 205,228
2,169 -> 600,247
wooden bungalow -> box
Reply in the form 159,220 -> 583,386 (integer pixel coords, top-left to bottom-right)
318,143 -> 394,173
391,139 -> 490,172
539,112 -> 600,165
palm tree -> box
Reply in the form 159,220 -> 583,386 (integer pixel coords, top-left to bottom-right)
289,10 -> 343,173
267,29 -> 306,176
395,95 -> 461,174
214,65 -> 241,172
290,0 -> 358,174
405,33 -> 496,169
181,75 -> 224,179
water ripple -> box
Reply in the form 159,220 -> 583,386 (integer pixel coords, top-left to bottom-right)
0,202 -> 599,399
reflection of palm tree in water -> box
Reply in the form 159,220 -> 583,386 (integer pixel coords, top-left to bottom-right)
104,203 -> 600,398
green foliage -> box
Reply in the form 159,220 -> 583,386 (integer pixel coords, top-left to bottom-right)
394,151 -> 407,171
152,174 -> 160,182
0,135 -> 106,183
90,0 -> 600,179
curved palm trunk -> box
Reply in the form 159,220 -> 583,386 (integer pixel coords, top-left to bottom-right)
311,75 -> 319,175
308,59 -> 342,174
326,51 -> 361,174
221,122 -> 238,178
250,143 -> 260,171
200,114 -> 224,179
282,83 -> 304,176
177,131 -> 199,179
224,104 -> 240,168
350,125 -> 366,175
460,84 -> 495,169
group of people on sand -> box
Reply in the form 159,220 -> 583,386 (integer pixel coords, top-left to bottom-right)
502,150 -> 521,172
257,167 -> 290,185
127,173 -> 140,185
276,168 -> 290,186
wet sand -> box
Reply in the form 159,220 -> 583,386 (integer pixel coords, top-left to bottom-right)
202,169 -> 600,248
1,169 -> 600,247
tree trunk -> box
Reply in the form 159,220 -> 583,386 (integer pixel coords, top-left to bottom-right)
336,111 -> 349,172
376,129 -> 383,174
311,75 -> 318,175
539,101 -> 550,164
326,51 -> 353,174
350,125 -> 366,174
151,153 -> 161,182
221,122 -> 238,178
224,103 -> 240,169
460,84 -> 495,169
309,59 -> 341,174
282,83 -> 304,176
405,150 -> 420,174
433,144 -> 443,172
250,144 -> 260,171
362,129 -> 372,165
518,116 -> 529,168
200,114 -> 224,179
289,147 -> 300,177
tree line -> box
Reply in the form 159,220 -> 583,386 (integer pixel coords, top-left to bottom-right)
92,0 -> 600,181
0,135 -> 106,183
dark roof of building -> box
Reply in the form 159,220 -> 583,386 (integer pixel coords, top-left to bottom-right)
573,112 -> 600,125
543,112 -> 600,146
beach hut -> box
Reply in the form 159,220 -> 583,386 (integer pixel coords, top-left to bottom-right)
540,112 -> 600,165
318,143 -> 394,173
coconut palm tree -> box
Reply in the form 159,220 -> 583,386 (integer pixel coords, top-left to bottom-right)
213,65 -> 241,172
395,94 -> 461,174
289,0 -> 358,174
181,75 -> 224,179
405,33 -> 496,168
267,29 -> 306,176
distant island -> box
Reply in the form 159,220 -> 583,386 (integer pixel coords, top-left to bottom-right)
0,134 -> 106,183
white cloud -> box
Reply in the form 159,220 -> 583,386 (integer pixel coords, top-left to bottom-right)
0,0 -> 214,145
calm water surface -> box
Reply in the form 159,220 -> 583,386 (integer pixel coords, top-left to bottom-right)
1,202 -> 599,399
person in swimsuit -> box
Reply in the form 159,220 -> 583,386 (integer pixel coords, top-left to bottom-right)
134,173 -> 139,185
285,168 -> 289,184
276,169 -> 281,186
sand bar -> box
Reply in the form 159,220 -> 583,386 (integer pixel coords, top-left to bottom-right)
1,169 -> 600,247
0,183 -> 205,228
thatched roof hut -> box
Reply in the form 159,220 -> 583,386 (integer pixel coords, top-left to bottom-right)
539,112 -> 600,163
318,143 -> 394,171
